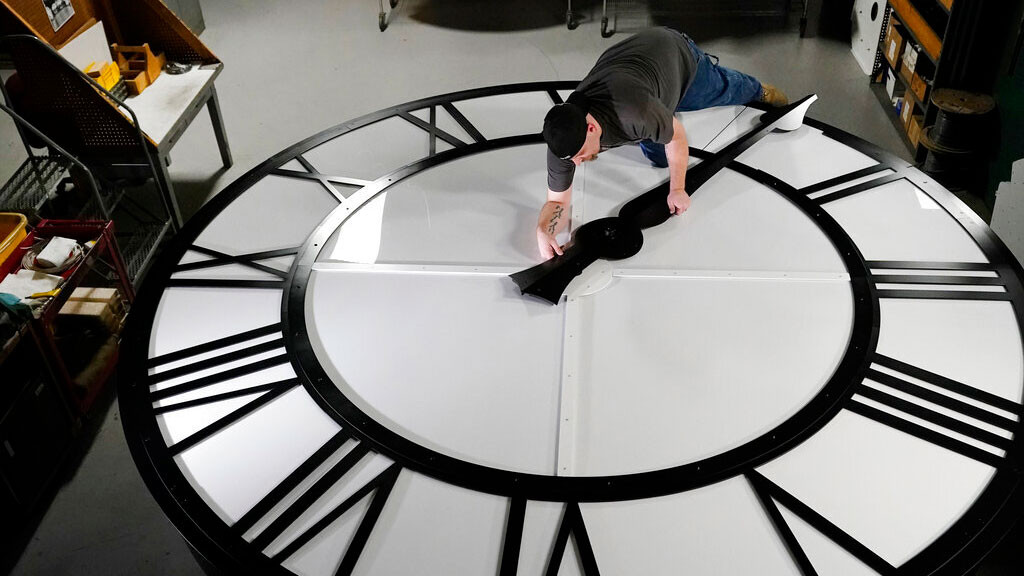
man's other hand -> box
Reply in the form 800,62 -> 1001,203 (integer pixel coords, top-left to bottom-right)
537,227 -> 564,259
667,188 -> 690,215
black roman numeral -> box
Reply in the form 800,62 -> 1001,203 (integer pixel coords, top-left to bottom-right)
545,502 -> 600,576
799,165 -> 893,197
176,246 -> 296,278
165,278 -> 287,289
147,323 -> 290,403
169,245 -> 299,289
748,471 -> 896,576
164,383 -> 297,456
442,102 -> 486,144
499,498 -> 526,576
848,354 -> 1020,469
868,261 -> 1009,301
145,323 -> 295,455
271,154 -> 370,201
810,172 -> 904,205
229,430 -> 400,574
398,108 -> 468,150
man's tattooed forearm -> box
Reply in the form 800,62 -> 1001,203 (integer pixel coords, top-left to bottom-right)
547,205 -> 564,235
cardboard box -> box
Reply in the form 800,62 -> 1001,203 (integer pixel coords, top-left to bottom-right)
910,72 -> 929,104
901,96 -> 915,130
884,20 -> 906,69
70,287 -> 121,309
903,43 -> 920,74
908,114 -> 924,148
58,300 -> 121,334
886,68 -> 897,98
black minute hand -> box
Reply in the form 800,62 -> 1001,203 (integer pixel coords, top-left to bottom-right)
511,94 -> 818,305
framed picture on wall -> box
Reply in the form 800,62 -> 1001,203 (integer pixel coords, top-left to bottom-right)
42,0 -> 74,32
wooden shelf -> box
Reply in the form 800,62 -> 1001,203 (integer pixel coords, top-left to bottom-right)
890,0 -> 942,62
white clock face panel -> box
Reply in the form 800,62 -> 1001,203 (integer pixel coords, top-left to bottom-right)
121,83 -> 1024,576
305,143 -> 855,477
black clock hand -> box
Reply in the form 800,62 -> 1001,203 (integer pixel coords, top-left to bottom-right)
509,217 -> 644,303
512,95 -> 818,305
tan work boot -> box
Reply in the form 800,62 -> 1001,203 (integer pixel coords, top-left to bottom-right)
760,83 -> 789,107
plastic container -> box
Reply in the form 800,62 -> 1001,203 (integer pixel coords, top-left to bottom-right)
0,213 -> 28,267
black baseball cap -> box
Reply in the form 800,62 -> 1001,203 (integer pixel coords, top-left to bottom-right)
543,101 -> 588,160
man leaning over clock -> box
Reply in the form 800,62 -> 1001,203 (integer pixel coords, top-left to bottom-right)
537,27 -> 789,259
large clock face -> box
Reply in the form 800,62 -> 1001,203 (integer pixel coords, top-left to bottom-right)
121,82 -> 1024,576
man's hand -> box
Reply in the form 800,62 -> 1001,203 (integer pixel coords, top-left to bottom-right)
665,117 -> 690,216
667,188 -> 690,215
536,191 -> 571,258
537,226 -> 564,259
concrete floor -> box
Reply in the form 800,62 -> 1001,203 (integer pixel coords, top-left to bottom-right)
3,1 -> 1018,574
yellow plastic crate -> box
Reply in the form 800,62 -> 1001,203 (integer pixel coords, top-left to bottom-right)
0,213 -> 28,267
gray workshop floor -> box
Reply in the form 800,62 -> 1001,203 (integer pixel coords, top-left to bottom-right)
6,1 -> 1015,575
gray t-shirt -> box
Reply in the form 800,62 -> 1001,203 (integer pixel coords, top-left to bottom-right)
547,27 -> 698,192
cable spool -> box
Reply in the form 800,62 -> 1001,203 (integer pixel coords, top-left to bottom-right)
928,89 -> 995,150
919,126 -> 983,189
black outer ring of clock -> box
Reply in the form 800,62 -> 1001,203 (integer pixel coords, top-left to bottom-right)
118,82 -> 1024,576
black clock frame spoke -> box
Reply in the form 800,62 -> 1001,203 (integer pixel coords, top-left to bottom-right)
441,101 -> 487,144
812,172 -> 905,205
872,353 -> 1023,416
152,378 -> 296,415
846,399 -> 1009,470
146,322 -> 284,368
272,463 -> 402,574
799,164 -> 894,196
397,110 -> 468,149
148,353 -> 291,402
118,82 -> 1024,576
148,337 -> 286,385
166,278 -> 288,289
174,246 -> 296,278
250,443 -> 372,550
166,381 -> 299,456
499,498 -> 527,576
748,471 -> 897,575
233,431 -> 351,534
545,502 -> 600,576
749,474 -> 820,576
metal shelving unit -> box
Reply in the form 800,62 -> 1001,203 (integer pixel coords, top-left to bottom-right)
0,39 -> 174,287
870,0 -> 1007,162
0,156 -> 71,214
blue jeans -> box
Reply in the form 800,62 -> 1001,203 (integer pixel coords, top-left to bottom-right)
639,36 -> 762,168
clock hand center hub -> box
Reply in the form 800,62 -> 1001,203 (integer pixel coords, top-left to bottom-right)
574,217 -> 644,261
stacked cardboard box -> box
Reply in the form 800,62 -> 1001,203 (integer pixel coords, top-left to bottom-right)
57,287 -> 125,334
884,20 -> 905,70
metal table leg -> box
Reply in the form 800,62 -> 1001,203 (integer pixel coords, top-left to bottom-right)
567,0 -> 578,30
206,86 -> 233,169
601,0 -> 614,37
153,153 -> 183,230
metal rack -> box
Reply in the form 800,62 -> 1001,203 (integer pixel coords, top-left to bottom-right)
0,156 -> 71,214
869,0 -> 1006,163
0,35 -> 174,286
0,219 -> 134,415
